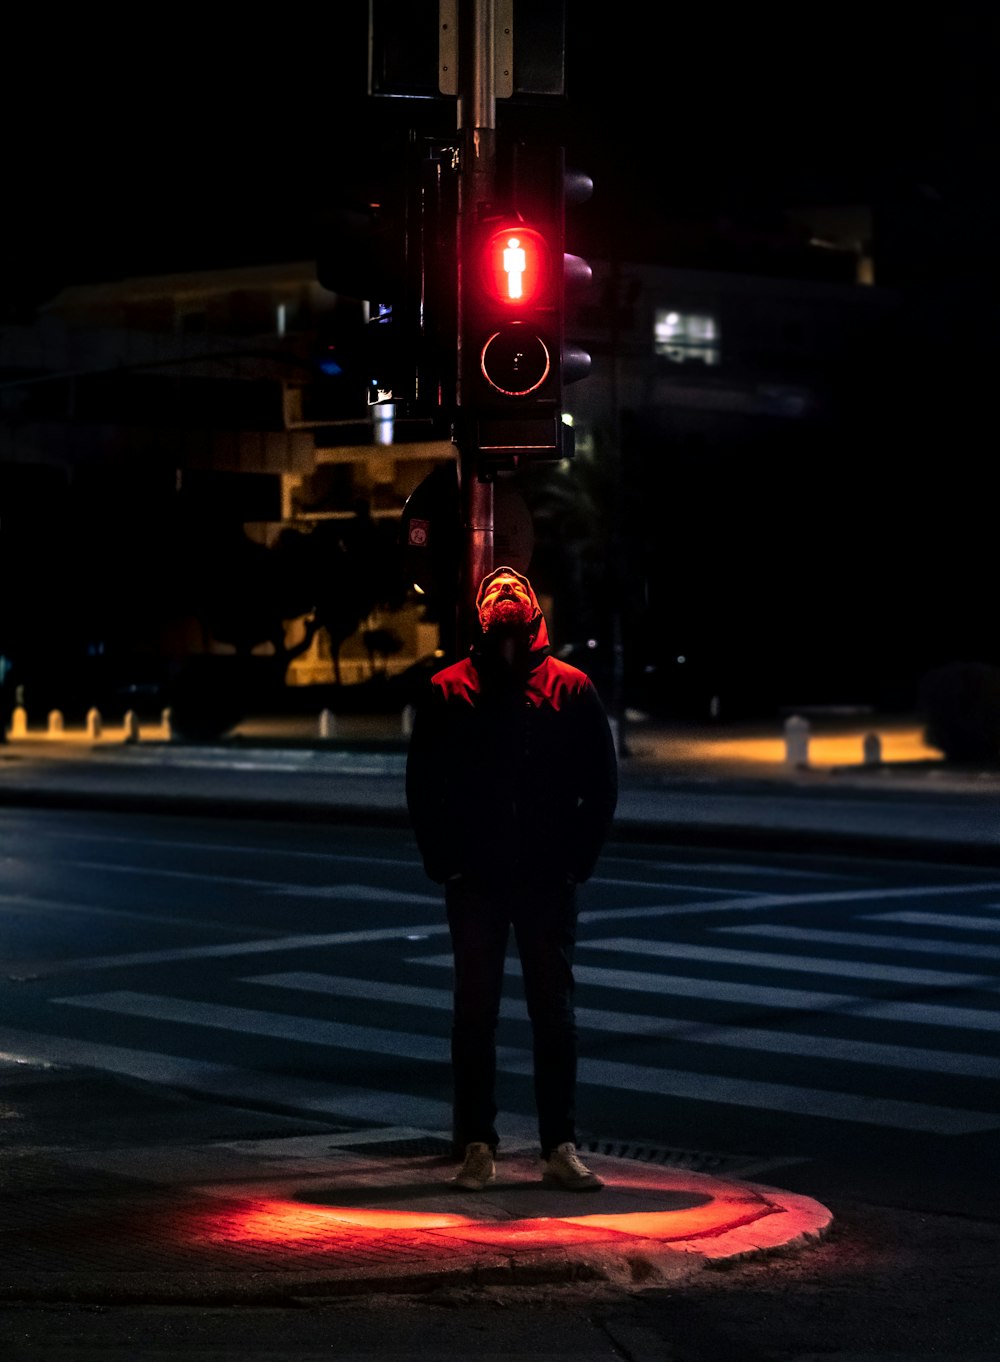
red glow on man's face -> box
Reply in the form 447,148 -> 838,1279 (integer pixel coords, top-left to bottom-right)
479,574 -> 534,632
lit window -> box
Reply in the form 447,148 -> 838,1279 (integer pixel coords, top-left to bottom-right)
654,310 -> 720,365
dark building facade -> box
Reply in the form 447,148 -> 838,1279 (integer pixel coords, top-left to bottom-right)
0,199 -> 987,725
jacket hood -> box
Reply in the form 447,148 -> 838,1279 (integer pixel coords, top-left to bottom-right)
474,565 -> 550,654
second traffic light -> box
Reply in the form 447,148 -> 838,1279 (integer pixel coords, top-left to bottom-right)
315,134 -> 458,424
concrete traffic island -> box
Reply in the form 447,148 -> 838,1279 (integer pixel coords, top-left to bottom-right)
187,1148 -> 832,1292
0,1134 -> 832,1304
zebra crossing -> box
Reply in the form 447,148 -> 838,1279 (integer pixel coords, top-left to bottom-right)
34,897 -> 1000,1141
2,814 -> 1000,1148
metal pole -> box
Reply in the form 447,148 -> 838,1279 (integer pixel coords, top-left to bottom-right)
456,0 -> 496,646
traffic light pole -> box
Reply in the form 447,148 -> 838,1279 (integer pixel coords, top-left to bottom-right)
456,0 -> 498,646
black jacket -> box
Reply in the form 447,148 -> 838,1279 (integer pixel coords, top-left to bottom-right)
405,573 -> 618,888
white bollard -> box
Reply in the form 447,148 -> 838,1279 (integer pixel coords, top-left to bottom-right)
123,710 -> 141,744
10,706 -> 28,738
784,715 -> 810,767
47,710 -> 64,736
863,732 -> 883,766
319,708 -> 336,739
86,708 -> 103,740
401,704 -> 416,737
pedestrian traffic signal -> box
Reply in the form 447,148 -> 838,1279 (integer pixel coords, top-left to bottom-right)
458,143 -> 593,470
460,214 -> 561,465
477,224 -> 555,396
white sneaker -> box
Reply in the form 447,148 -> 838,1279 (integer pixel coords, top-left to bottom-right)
453,1142 -> 496,1190
541,1142 -> 604,1191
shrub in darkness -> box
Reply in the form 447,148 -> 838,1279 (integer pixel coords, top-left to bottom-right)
919,661 -> 1000,764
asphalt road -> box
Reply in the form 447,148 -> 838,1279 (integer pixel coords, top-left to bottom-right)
2,804 -> 1000,1358
2,804 -> 999,1217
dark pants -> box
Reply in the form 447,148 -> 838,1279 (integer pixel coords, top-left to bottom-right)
446,875 -> 578,1160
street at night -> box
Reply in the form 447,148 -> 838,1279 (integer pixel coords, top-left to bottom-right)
3,1 -> 998,1355
1,770 -> 999,1356
2,806 -> 1000,1195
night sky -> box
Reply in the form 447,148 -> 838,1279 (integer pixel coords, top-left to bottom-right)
2,4 -> 993,306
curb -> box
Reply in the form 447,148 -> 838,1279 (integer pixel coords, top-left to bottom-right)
3,778 -> 1000,868
0,1143 -> 833,1305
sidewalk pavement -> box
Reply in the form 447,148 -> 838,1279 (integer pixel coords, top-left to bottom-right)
0,1058 -> 831,1302
0,711 -> 996,1302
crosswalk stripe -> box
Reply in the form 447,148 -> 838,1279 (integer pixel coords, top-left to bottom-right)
0,891 -> 270,937
55,858 -> 295,891
862,912 -> 1000,934
414,955 -> 1000,1032
50,990 -> 999,1135
250,971 -> 1000,1080
568,1056 -> 997,1135
415,952 -> 857,1009
274,885 -> 442,903
581,936 -> 997,987
597,855 -> 865,882
579,877 -> 761,895
52,990 -> 452,1061
716,923 -> 1000,961
846,999 -> 1000,1033
0,1024 -> 454,1130
574,879 -> 1000,925
36,924 -> 451,975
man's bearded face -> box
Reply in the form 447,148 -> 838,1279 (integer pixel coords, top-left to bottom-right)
478,574 -> 534,633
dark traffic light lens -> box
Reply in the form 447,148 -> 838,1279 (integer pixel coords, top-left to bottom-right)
480,324 -> 551,396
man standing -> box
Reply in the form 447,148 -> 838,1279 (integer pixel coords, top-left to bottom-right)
406,567 -> 618,1191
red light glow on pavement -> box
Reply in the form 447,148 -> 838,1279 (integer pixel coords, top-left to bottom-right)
184,1166 -> 830,1262
200,1199 -> 474,1244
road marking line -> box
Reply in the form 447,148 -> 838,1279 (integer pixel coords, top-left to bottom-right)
582,936 -> 998,987
30,858 -> 432,899
0,892 -> 275,937
847,999 -> 1000,1032
273,885 -> 441,903
861,911 -> 1000,934
14,858 -> 438,902
577,880 -> 1000,925
717,923 -> 1000,961
416,953 -> 857,1009
40,925 -> 450,974
578,877 -> 761,895
54,859 -> 299,891
415,955 -> 1000,1032
251,971 -> 1000,1080
52,991 -> 451,1063
50,991 -> 998,1135
595,855 -> 864,881
0,1024 -> 455,1130
0,820 -> 422,867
